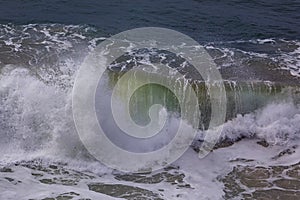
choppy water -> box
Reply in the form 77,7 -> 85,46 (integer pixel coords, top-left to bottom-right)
0,1 -> 300,200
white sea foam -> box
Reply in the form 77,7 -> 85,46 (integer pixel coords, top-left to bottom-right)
0,25 -> 299,199
213,102 -> 300,145
280,41 -> 300,77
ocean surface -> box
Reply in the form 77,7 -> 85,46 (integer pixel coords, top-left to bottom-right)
0,0 -> 299,199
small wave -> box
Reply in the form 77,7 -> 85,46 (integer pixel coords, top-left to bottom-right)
205,38 -> 300,79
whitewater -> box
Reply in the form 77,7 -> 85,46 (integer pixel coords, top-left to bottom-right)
0,24 -> 299,200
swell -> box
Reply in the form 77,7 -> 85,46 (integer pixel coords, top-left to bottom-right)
0,24 -> 299,167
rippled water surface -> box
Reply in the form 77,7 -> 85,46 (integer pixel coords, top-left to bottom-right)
0,1 -> 299,199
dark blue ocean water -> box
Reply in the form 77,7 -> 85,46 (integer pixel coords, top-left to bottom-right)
0,0 -> 299,41
0,2 -> 300,199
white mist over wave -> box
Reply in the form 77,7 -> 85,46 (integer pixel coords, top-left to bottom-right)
0,67 -> 86,163
0,67 -> 299,168
0,24 -> 106,167
214,102 -> 300,145
0,67 -> 197,172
